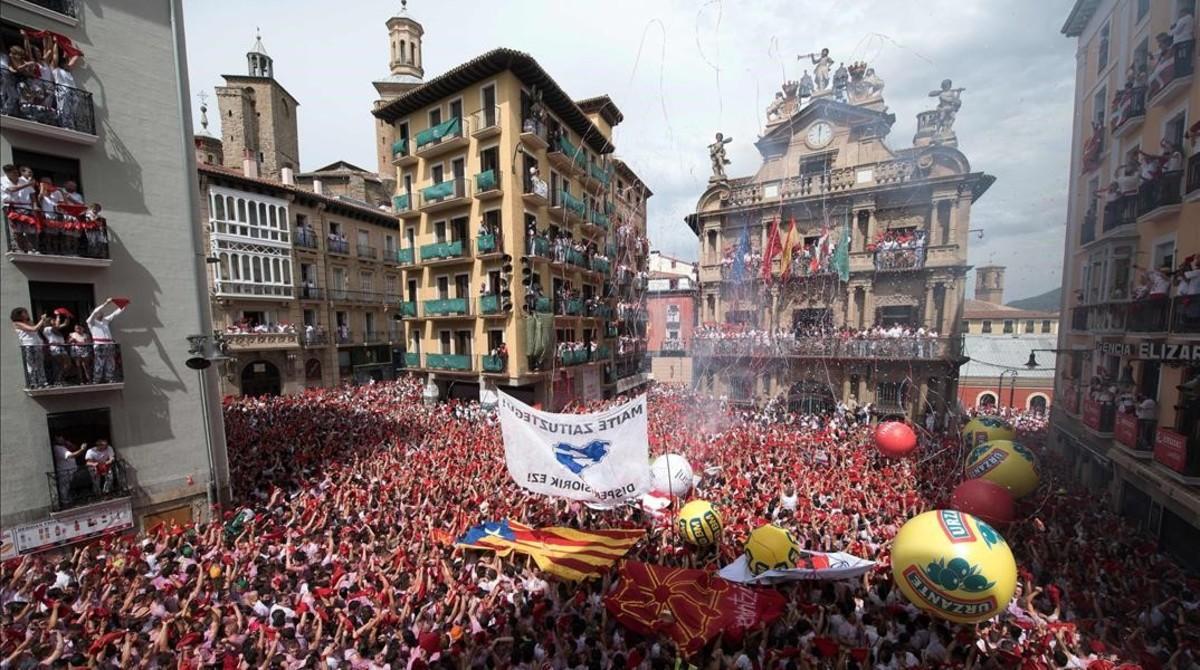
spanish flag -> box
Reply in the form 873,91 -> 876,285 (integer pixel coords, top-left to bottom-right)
456,520 -> 644,580
779,217 -> 798,279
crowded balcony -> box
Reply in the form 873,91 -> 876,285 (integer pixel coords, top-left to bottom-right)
474,169 -> 502,200
390,138 -> 416,167
587,303 -> 612,320
418,178 -> 469,213
1110,86 -> 1146,138
419,239 -> 469,264
356,244 -> 378,260
660,339 -> 687,356
1114,411 -> 1155,455
692,335 -> 962,361
47,458 -> 131,515
4,204 -> 110,267
481,353 -> 507,373
215,281 -> 294,300
414,117 -> 468,159
1137,171 -> 1183,222
1147,40 -> 1194,107
21,342 -> 124,396
1153,427 -> 1200,479
476,232 -> 499,256
302,329 -> 328,347
425,353 -> 473,371
471,106 -> 501,139
0,68 -> 96,143
520,117 -> 550,150
873,247 -> 925,272
223,331 -> 301,350
423,297 -> 471,317
548,134 -> 588,175
1081,397 -> 1116,435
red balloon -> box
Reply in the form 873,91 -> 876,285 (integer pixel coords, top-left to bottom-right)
874,421 -> 917,458
950,478 -> 1015,527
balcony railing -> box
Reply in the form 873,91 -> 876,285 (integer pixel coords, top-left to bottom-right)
475,169 -> 500,195
419,178 -> 468,208
532,296 -> 553,313
398,301 -> 418,318
1082,398 -> 1116,434
1137,172 -> 1183,219
362,331 -> 389,344
1101,195 -> 1137,232
1147,40 -> 1195,103
521,117 -> 550,147
691,336 -> 962,360
524,176 -> 550,202
529,235 -> 552,259
481,354 -> 506,373
591,257 -> 611,274
414,116 -> 464,150
0,69 -> 96,136
660,339 -> 687,356
215,282 -> 294,299
1188,153 -> 1200,197
1079,210 -> 1097,245
47,458 -> 130,514
479,294 -> 504,315
391,138 -> 410,162
426,353 -> 473,371
424,297 -> 471,316
393,193 -> 413,215
1171,296 -> 1199,334
472,106 -> 500,136
557,297 -> 584,316
873,247 -> 925,271
589,163 -> 611,188
356,244 -> 378,260
401,352 -> 421,367
224,332 -> 300,350
549,135 -> 588,173
294,229 -> 320,250
420,239 -> 467,261
303,331 -> 328,347
1110,86 -> 1146,134
4,204 -> 110,262
477,233 -> 498,255
587,209 -> 611,231
328,238 -> 350,255
298,285 -> 323,300
20,342 -> 123,392
1127,297 -> 1170,332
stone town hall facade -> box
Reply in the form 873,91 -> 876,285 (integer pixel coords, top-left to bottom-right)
688,64 -> 994,420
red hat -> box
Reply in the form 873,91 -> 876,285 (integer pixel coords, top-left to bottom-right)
53,307 -> 74,318
111,298 -> 131,309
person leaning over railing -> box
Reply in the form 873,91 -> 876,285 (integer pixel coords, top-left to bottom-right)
86,298 -> 124,384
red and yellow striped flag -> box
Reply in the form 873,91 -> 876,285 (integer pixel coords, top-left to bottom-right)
456,520 -> 644,581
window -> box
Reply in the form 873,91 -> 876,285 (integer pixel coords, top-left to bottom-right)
11,149 -> 83,196
1042,320 -> 1052,333
439,329 -> 451,353
431,164 -> 445,183
1003,320 -> 1014,334
1153,240 -> 1176,270
799,153 -> 833,175
1097,22 -> 1110,72
981,320 -> 992,334
429,108 -> 442,127
449,99 -> 463,121
437,276 -> 449,300
1165,110 -> 1188,152
46,408 -> 114,508
961,319 -> 971,332
1024,320 -> 1035,333
1092,87 -> 1106,128
434,221 -> 447,243
1137,0 -> 1150,22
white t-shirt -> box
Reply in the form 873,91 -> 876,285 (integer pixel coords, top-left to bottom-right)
1148,270 -> 1171,296
1171,13 -> 1195,44
85,446 -> 114,465
2,174 -> 33,206
1180,269 -> 1200,296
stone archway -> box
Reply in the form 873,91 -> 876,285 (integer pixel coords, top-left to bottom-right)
1028,393 -> 1048,415
240,360 -> 281,397
787,379 -> 836,414
976,391 -> 996,408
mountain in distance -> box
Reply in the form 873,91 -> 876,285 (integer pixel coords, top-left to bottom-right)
1007,287 -> 1061,312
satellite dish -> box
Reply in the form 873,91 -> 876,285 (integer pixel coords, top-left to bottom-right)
185,357 -> 212,370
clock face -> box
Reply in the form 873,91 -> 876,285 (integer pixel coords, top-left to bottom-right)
806,122 -> 833,149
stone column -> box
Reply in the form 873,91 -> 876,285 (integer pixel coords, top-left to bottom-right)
846,285 -> 859,327
924,283 -> 937,328
841,377 -> 852,404
916,378 -> 930,419
862,288 -> 875,329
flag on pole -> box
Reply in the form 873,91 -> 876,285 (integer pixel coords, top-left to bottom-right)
605,561 -> 786,655
833,216 -> 851,282
779,217 -> 798,280
457,520 -> 644,581
761,218 -> 781,281
718,550 -> 876,584
810,225 -> 830,274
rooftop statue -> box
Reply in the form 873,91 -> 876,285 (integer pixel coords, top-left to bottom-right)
708,132 -> 732,181
799,48 -> 834,93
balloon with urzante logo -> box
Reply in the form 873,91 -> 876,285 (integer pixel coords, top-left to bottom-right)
964,440 -> 1039,498
891,510 -> 1017,624
961,416 -> 1016,449
676,499 -> 722,547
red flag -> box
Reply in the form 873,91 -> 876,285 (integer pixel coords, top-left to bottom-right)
760,218 -> 781,281
779,218 -> 798,280
810,225 -> 830,274
604,561 -> 785,656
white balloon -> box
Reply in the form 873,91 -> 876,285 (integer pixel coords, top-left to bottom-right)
650,454 -> 693,496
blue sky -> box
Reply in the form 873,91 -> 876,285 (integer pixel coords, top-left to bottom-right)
183,0 -> 1076,302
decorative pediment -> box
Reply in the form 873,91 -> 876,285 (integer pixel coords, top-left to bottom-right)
756,99 -> 895,157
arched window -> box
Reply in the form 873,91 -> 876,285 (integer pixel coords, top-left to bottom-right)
282,259 -> 291,283
259,203 -> 268,227
225,196 -> 235,220
248,201 -> 258,226
252,256 -> 262,283
241,255 -> 250,280
272,258 -> 281,283
230,254 -> 240,280
219,253 -> 230,280
213,194 -> 225,220
977,392 -> 996,407
237,199 -> 247,222
399,40 -> 406,62
410,42 -> 416,64
1028,394 -> 1048,415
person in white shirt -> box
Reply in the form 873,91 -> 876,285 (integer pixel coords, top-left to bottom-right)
43,310 -> 71,385
87,298 -> 125,383
11,307 -> 49,388
2,163 -> 38,253
51,436 -> 86,505
84,438 -> 116,495
1171,5 -> 1195,48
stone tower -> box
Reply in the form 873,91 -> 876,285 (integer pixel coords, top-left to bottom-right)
215,31 -> 301,181
372,1 -> 426,181
974,265 -> 1006,304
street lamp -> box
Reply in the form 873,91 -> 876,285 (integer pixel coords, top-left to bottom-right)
1025,348 -> 1087,369
998,369 -> 1018,409
186,333 -> 233,509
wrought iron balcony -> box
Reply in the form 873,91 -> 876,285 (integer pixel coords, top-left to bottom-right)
472,106 -> 501,138
0,69 -> 96,140
548,134 -> 588,174
21,342 -> 124,395
356,244 -> 378,260
1137,172 -> 1183,221
294,228 -> 320,250
390,138 -> 414,166
1110,86 -> 1146,136
398,301 -> 418,318
419,178 -> 469,211
873,247 -> 925,271
327,238 -> 350,255
520,117 -> 550,149
479,294 -> 505,315
1101,196 -> 1137,232
4,204 -> 110,266
532,296 -> 553,313
392,193 -> 416,217
47,458 -> 130,514
1147,40 -> 1195,105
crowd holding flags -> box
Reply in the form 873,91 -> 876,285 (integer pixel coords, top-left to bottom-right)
456,520 -> 644,581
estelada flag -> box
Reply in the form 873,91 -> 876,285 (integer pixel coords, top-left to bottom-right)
605,561 -> 785,656
456,520 -> 643,581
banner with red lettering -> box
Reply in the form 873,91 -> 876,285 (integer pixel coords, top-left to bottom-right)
718,550 -> 875,584
1114,412 -> 1138,448
605,561 -> 785,655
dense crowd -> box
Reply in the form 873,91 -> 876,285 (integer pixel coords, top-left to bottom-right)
693,324 -> 946,360
1,380 -> 1196,669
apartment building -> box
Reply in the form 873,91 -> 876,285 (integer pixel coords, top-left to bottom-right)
0,0 -> 227,552
371,14 -> 652,407
688,64 -> 992,419
1056,0 -> 1198,568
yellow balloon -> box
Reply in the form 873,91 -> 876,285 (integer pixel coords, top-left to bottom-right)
744,524 -> 801,575
676,500 -> 722,547
209,565 -> 222,579
965,440 -> 1040,498
962,416 -> 1016,449
891,510 -> 1017,624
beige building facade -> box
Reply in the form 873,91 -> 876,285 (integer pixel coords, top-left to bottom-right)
1054,0 -> 1199,568
372,36 -> 651,406
689,72 -> 993,419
